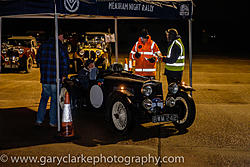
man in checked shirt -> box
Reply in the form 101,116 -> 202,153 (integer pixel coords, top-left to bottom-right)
35,31 -> 69,127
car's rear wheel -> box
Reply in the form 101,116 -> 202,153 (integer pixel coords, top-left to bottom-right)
173,92 -> 196,130
59,87 -> 67,111
59,87 -> 77,112
1,66 -> 5,73
25,57 -> 33,73
67,43 -> 72,53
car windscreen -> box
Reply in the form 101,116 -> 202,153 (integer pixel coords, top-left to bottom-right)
8,39 -> 31,47
86,35 -> 105,42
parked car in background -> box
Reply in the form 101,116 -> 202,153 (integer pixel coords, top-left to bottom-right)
69,32 -> 114,73
64,32 -> 83,54
1,36 -> 38,73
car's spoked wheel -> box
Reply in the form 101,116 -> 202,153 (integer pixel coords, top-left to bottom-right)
26,57 -> 33,73
59,87 -> 67,111
173,92 -> 196,130
112,101 -> 127,131
67,44 -> 72,53
175,97 -> 188,124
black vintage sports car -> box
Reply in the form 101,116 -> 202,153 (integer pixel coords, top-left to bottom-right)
60,64 -> 196,135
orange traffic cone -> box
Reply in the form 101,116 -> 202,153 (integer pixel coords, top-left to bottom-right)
129,59 -> 132,71
124,58 -> 128,71
132,59 -> 136,67
60,91 -> 75,138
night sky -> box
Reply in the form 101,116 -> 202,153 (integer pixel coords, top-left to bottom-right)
193,0 -> 250,52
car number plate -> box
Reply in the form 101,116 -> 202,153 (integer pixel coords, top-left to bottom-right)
152,102 -> 164,108
152,114 -> 178,123
4,64 -> 11,68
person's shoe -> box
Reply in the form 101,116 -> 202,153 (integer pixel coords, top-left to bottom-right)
35,122 -> 43,127
49,123 -> 57,128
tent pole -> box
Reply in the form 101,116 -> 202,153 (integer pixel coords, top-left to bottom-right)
114,18 -> 118,63
0,17 -> 2,73
188,18 -> 193,96
54,1 -> 60,132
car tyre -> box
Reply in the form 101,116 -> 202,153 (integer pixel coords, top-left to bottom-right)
1,66 -> 5,73
172,92 -> 196,130
25,57 -> 33,73
108,95 -> 133,135
67,43 -> 72,53
59,87 -> 77,113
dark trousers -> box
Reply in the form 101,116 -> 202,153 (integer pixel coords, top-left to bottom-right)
165,70 -> 183,85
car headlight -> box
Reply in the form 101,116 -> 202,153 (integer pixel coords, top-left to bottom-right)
141,85 -> 152,96
2,49 -> 6,54
79,50 -> 84,56
96,50 -> 101,56
168,82 -> 178,94
96,44 -> 101,49
142,99 -> 152,110
18,49 -> 24,54
5,57 -> 9,61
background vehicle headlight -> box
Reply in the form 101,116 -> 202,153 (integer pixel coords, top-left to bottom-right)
168,82 -> 178,94
18,49 -> 24,54
96,50 -> 101,56
96,44 -> 101,49
5,57 -> 9,61
2,49 -> 6,54
142,99 -> 152,110
141,85 -> 152,96
79,50 -> 84,56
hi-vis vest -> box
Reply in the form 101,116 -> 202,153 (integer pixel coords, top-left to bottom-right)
165,38 -> 185,71
129,35 -> 161,77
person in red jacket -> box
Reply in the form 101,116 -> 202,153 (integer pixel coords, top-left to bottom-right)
129,28 -> 161,78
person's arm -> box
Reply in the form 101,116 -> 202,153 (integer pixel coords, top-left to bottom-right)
151,42 -> 161,62
89,67 -> 98,80
163,44 -> 180,64
78,69 -> 90,89
129,42 -> 138,60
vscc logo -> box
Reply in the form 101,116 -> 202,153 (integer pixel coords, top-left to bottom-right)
64,0 -> 80,13
179,4 -> 189,16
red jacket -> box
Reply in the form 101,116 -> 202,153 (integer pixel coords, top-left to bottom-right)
129,35 -> 161,77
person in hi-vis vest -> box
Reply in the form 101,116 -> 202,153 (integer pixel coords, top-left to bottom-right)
129,28 -> 161,78
162,28 -> 185,85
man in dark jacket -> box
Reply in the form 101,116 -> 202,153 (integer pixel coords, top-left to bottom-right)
35,32 -> 68,127
78,59 -> 98,89
162,28 -> 185,85
75,59 -> 98,107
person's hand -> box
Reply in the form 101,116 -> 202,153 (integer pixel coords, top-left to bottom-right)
62,76 -> 66,82
161,56 -> 167,62
135,52 -> 141,59
147,57 -> 156,63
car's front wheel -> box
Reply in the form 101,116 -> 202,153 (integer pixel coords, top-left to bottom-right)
109,95 -> 132,135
